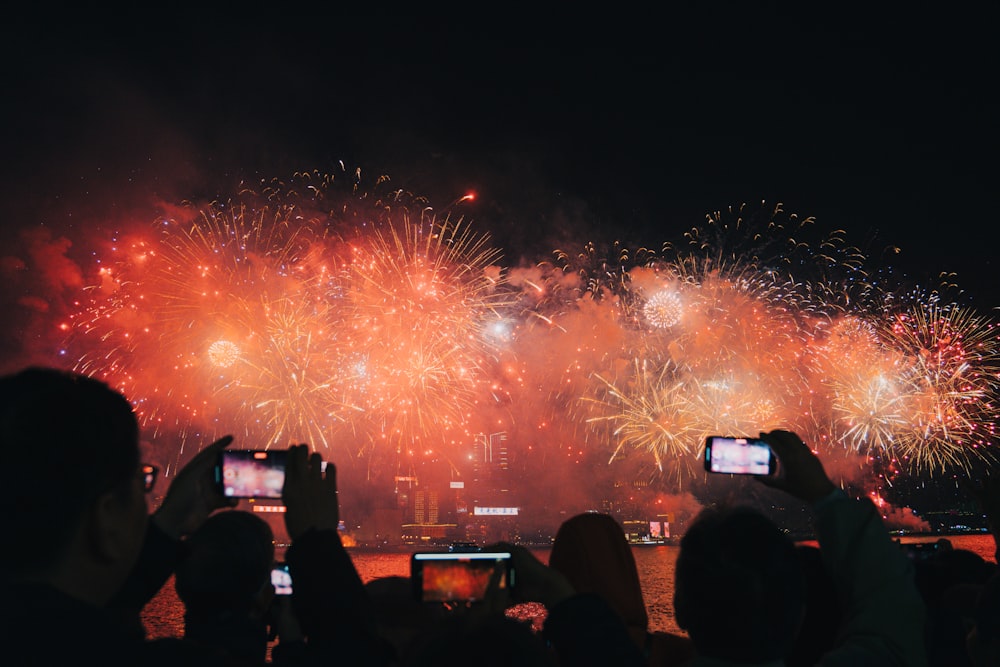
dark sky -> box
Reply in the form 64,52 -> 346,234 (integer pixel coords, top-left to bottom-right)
3,4 -> 999,310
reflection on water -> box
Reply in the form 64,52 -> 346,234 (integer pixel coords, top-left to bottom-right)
631,546 -> 681,634
142,534 -> 996,641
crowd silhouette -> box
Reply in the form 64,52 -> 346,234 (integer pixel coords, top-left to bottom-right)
3,365 -> 999,665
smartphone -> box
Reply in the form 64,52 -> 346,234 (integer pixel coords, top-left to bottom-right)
704,436 -> 777,476
215,449 -> 287,499
271,562 -> 293,595
410,551 -> 514,603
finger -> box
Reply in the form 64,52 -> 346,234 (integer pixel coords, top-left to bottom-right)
307,450 -> 324,482
208,434 -> 235,451
200,435 -> 234,458
186,435 -> 235,471
484,561 -> 511,613
322,460 -> 338,492
284,444 -> 308,490
322,459 -> 339,525
759,430 -> 796,457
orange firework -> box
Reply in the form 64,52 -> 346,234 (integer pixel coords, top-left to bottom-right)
68,196 -> 350,451
56,185 -> 1000,494
63,172 -> 515,465
335,210 -> 514,447
582,358 -> 702,475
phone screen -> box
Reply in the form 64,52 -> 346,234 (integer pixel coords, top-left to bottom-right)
216,449 -> 287,499
411,551 -> 512,603
271,564 -> 293,595
704,436 -> 776,475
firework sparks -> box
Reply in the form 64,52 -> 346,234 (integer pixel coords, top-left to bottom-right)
878,303 -> 1000,473
42,185 -> 1000,500
582,359 -> 701,474
207,340 -> 241,367
642,290 -> 683,328
62,174 -> 516,465
336,211 -> 514,445
566,202 -> 1000,478
67,196 -> 347,450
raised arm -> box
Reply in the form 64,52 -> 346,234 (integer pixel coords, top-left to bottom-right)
111,435 -> 237,615
281,444 -> 393,666
759,430 -> 927,667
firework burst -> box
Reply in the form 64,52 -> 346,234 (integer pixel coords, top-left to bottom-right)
336,211 -> 513,446
582,358 -> 702,475
568,201 -> 1000,479
50,182 -> 1000,500
877,302 -> 1000,473
63,171 -> 516,467
68,196 -> 347,451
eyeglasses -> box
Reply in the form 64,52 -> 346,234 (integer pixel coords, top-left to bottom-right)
141,463 -> 158,493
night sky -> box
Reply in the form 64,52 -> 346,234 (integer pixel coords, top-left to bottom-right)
3,4 -> 998,311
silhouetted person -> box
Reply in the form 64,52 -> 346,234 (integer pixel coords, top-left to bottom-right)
168,443 -> 395,666
785,545 -> 842,667
278,444 -> 395,666
469,542 -> 648,667
967,569 -> 1000,666
366,575 -> 446,664
673,429 -> 927,666
175,509 -> 303,664
0,366 -> 237,665
960,470 -> 1000,666
676,504 -> 804,662
912,543 -> 995,666
549,512 -> 694,666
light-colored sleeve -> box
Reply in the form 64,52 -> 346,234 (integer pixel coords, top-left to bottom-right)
815,490 -> 927,667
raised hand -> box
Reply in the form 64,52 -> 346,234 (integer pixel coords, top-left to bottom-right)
282,443 -> 339,540
756,429 -> 837,504
153,435 -> 237,539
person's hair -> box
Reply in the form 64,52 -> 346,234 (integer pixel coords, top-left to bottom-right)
549,512 -> 648,633
175,509 -> 275,613
674,504 -> 805,662
1,366 -> 140,573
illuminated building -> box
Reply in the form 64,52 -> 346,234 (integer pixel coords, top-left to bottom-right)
466,431 -> 518,542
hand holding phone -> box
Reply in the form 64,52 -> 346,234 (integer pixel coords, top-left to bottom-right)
154,435 -> 238,539
755,430 -> 837,503
704,436 -> 777,476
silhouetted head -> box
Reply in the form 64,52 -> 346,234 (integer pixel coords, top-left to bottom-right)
674,505 -> 804,662
1,366 -> 144,576
786,544 -> 841,667
549,512 -> 648,635
366,575 -> 445,662
175,509 -> 275,614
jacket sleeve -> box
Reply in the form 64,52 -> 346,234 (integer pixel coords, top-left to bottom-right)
283,528 -> 394,666
107,520 -> 185,637
815,490 -> 928,667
